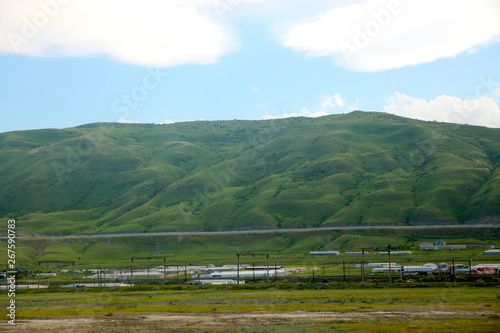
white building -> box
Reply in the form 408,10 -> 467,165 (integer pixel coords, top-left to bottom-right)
186,279 -> 243,285
419,241 -> 466,250
372,263 -> 437,274
310,251 -> 340,255
84,271 -> 164,280
61,283 -> 132,288
355,263 -> 400,268
200,270 -> 283,278
37,273 -> 57,277
419,242 -> 436,250
484,250 -> 500,255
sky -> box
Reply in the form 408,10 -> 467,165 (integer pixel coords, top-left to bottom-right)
0,0 -> 500,133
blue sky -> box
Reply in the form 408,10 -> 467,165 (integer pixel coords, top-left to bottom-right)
1,0 -> 500,133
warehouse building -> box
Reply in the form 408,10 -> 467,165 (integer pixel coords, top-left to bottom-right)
309,251 -> 340,255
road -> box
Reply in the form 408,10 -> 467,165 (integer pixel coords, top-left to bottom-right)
9,223 -> 499,240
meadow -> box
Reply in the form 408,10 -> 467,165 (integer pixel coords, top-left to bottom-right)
2,227 -> 498,269
1,285 -> 498,332
1,221 -> 498,332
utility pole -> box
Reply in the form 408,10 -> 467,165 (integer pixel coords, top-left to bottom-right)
387,245 -> 392,285
266,254 -> 270,283
130,258 -> 133,289
469,258 -> 472,280
275,263 -> 278,283
164,258 -> 166,285
451,258 -> 455,282
38,261 -> 40,290
237,254 -> 240,286
361,249 -> 365,286
343,261 -> 346,282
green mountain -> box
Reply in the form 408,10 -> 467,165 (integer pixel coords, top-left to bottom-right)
1,111 -> 499,235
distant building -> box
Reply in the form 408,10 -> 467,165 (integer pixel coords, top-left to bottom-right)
200,270 -> 283,278
419,241 -> 466,250
484,249 -> 500,255
442,245 -> 466,250
309,251 -> 340,255
61,283 -> 132,288
419,242 -> 436,250
0,285 -> 48,289
378,251 -> 413,255
471,267 -> 496,275
186,279 -> 243,285
372,263 -> 437,274
37,273 -> 57,277
355,263 -> 399,268
345,252 -> 367,255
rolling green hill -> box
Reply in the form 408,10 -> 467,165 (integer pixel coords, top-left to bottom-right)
1,111 -> 499,235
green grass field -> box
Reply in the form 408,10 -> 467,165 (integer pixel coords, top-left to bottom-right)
1,286 -> 498,332
2,228 -> 498,272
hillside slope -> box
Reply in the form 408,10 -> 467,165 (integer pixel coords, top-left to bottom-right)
1,111 -> 499,235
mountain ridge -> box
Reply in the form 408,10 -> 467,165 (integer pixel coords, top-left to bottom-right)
1,111 -> 499,235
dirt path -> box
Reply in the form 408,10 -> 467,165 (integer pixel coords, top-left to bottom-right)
1,309 -> 496,332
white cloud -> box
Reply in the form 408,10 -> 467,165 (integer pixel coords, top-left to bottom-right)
264,107 -> 327,120
466,48 -> 478,55
159,119 -> 175,124
0,0 -> 263,67
118,119 -> 141,124
494,88 -> 500,98
384,92 -> 500,128
282,0 -> 500,71
320,94 -> 344,110
264,93 -> 346,119
252,87 -> 261,93
349,98 -> 360,111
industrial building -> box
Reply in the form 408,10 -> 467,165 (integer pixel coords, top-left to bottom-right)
186,279 -> 243,285
378,251 -> 413,255
355,263 -> 400,268
200,269 -> 283,279
36,273 -> 57,277
372,263 -> 437,274
309,251 -> 340,255
419,240 -> 466,250
61,283 -> 132,288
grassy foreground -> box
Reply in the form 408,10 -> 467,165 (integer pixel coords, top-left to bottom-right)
1,285 -> 499,332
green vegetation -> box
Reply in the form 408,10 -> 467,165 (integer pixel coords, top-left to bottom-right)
1,112 -> 499,235
2,286 -> 498,332
1,228 -> 498,268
